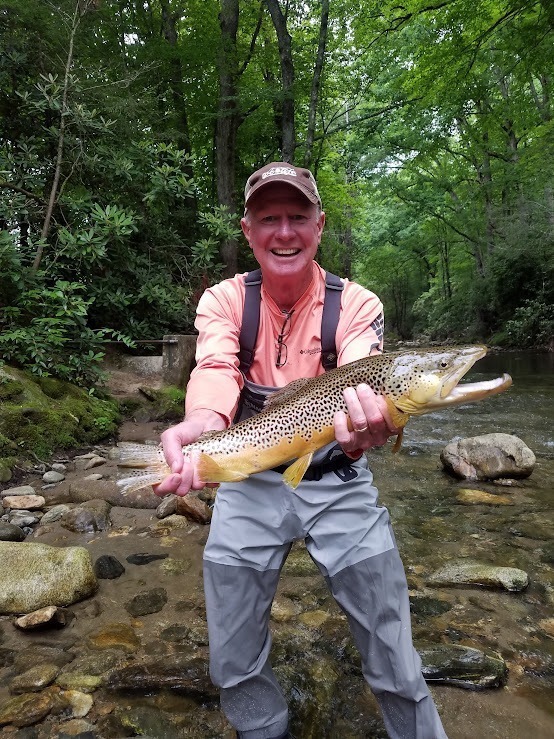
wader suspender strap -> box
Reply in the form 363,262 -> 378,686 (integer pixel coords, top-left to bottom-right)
237,269 -> 262,373
320,271 -> 344,370
238,269 -> 344,374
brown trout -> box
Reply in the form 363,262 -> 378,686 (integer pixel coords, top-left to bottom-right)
116,345 -> 511,493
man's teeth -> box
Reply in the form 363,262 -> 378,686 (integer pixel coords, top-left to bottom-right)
273,249 -> 299,255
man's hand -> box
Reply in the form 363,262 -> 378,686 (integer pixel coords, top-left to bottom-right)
155,410 -> 227,497
334,383 -> 398,459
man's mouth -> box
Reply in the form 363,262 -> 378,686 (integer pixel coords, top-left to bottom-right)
271,248 -> 301,256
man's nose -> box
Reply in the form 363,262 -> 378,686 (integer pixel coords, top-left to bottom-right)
276,217 -> 294,239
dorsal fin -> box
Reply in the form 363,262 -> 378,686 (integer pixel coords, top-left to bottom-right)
263,378 -> 312,410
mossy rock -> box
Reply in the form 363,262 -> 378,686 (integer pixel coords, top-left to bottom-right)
0,366 -> 120,474
130,386 -> 185,422
0,379 -> 25,401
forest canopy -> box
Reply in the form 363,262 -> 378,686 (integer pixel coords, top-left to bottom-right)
1,0 -> 553,385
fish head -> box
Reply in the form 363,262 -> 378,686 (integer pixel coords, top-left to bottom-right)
384,346 -> 512,415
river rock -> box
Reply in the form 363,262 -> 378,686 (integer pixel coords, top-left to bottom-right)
156,494 -> 177,519
0,541 -> 98,614
418,644 -> 507,689
0,485 -> 36,498
175,494 -> 212,524
84,455 -> 108,469
40,504 -> 73,525
94,554 -> 125,579
54,717 -> 95,735
2,494 -> 46,510
427,560 -> 529,592
61,499 -> 111,533
10,663 -> 60,693
441,433 -> 536,480
0,521 -> 25,541
14,605 -> 67,630
126,552 -> 168,565
69,479 -> 160,509
0,688 -> 59,727
86,623 -> 141,653
61,690 -> 94,719
42,470 -> 65,484
456,489 -> 514,505
51,463 -> 67,473
124,587 -> 168,617
9,510 -> 41,527
104,655 -> 216,697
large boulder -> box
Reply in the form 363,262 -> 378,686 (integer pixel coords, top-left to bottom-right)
440,433 -> 535,480
0,541 -> 97,614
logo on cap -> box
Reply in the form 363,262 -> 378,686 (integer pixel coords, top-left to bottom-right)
261,166 -> 297,180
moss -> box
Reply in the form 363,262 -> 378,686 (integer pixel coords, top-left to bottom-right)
0,379 -> 25,401
150,386 -> 185,421
0,366 -> 120,474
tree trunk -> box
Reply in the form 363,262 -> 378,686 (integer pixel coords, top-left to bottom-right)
265,0 -> 295,162
304,0 -> 329,169
159,0 -> 198,228
216,0 -> 240,278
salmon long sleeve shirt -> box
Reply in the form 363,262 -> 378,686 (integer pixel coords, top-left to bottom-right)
185,262 -> 384,426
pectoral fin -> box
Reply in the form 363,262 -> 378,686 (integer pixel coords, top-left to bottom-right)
282,452 -> 314,490
196,453 -> 249,483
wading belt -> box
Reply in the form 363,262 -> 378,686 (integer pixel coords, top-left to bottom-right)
237,268 -> 344,373
271,453 -> 354,481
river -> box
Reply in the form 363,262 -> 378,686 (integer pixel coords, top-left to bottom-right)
0,349 -> 552,738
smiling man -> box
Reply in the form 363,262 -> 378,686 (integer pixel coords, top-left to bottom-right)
156,163 -> 448,739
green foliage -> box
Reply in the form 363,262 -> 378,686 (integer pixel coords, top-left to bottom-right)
505,298 -> 554,349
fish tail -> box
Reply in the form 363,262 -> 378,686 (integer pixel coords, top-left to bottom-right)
115,442 -> 171,495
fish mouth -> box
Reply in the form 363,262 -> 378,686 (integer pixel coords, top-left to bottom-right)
444,373 -> 513,404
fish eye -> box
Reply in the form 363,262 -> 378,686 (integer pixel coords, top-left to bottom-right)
440,360 -> 448,368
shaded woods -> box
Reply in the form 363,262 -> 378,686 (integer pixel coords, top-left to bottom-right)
1,0 -> 553,386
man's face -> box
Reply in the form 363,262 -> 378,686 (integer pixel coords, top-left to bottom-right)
241,183 -> 325,280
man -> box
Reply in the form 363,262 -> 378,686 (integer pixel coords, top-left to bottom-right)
156,163 -> 447,739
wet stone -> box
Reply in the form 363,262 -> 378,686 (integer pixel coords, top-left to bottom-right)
8,511 -> 41,528
0,689 -> 58,727
94,554 -> 125,579
0,485 -> 36,498
174,494 -> 212,524
160,625 -> 190,644
51,463 -> 67,473
126,552 -> 168,565
40,504 -> 73,525
61,505 -> 111,534
14,645 -> 75,672
2,495 -> 45,510
409,595 -> 453,618
10,663 -> 60,693
155,494 -> 177,519
42,470 -> 65,484
55,674 -> 103,693
104,655 -> 217,697
418,643 -> 508,690
14,605 -> 68,630
427,560 -> 529,592
62,650 -> 122,677
0,521 -> 25,541
86,622 -> 141,653
456,488 -> 514,505
62,689 -> 94,719
53,717 -> 96,736
124,587 -> 168,617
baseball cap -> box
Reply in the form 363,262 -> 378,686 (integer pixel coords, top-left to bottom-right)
244,162 -> 321,207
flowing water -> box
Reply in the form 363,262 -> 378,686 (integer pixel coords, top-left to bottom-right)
367,349 -> 554,738
0,349 -> 552,738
